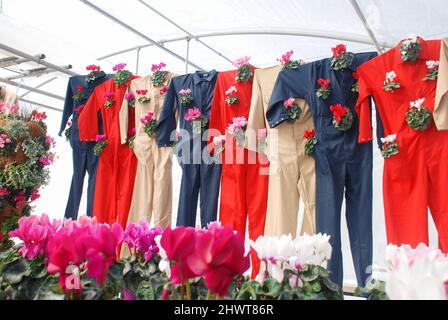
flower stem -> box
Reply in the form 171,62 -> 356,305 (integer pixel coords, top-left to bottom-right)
206,290 -> 212,300
186,281 -> 191,300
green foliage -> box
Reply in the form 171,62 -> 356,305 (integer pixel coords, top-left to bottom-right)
286,103 -> 302,122
113,70 -> 132,86
333,110 -> 354,131
4,120 -> 29,140
304,137 -> 317,156
331,52 -> 354,71
150,70 -> 168,87
406,106 -> 432,131
235,65 -> 253,82
355,279 -> 389,300
4,163 -> 38,189
143,119 -> 157,138
93,140 -> 108,156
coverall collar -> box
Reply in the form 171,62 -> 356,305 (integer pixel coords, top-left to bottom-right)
192,70 -> 217,85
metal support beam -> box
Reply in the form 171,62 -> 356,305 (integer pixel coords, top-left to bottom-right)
20,77 -> 58,98
98,28 -> 395,61
6,65 -> 71,80
0,43 -> 78,76
349,0 -> 383,53
0,77 -> 65,101
20,98 -> 62,113
135,47 -> 141,74
79,0 -> 204,71
137,0 -> 234,65
0,54 -> 45,68
185,38 -> 190,74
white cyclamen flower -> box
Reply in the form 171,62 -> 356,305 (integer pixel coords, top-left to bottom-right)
385,71 -> 397,82
225,86 -> 237,95
212,135 -> 226,145
380,134 -> 397,144
426,60 -> 440,70
410,98 -> 425,110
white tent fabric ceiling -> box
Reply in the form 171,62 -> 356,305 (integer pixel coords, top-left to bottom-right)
0,0 -> 447,285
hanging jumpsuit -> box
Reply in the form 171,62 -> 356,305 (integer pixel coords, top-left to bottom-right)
356,37 -> 448,252
119,73 -> 175,228
78,76 -> 138,228
267,52 -> 377,287
245,65 -> 316,238
156,70 -> 221,228
59,72 -> 111,220
208,68 -> 269,277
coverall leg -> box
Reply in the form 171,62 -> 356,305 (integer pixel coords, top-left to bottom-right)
199,162 -> 221,227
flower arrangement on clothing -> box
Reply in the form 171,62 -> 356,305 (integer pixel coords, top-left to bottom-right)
283,97 -> 302,122
406,98 -> 432,131
211,134 -> 226,159
357,244 -> 448,300
150,62 -> 168,87
74,104 -> 84,115
113,63 -> 132,86
179,89 -> 193,106
304,129 -> 317,156
400,36 -> 421,62
85,64 -> 102,84
257,128 -> 267,153
330,44 -> 354,71
329,104 -> 353,131
160,86 -> 169,96
233,56 -> 253,82
224,86 -> 240,105
383,71 -> 401,92
125,92 -> 136,108
227,116 -> 248,146
93,134 -> 108,156
184,107 -> 208,135
136,89 -> 151,104
315,79 -> 331,99
128,128 -> 136,149
237,233 -> 342,300
277,50 -> 304,70
423,60 -> 439,81
64,119 -> 72,141
140,112 -> 157,138
72,85 -> 86,104
351,71 -> 359,93
380,134 -> 399,159
0,105 -> 54,240
103,92 -> 115,109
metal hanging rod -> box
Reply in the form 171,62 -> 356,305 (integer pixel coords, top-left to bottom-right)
98,28 -> 395,61
349,0 -> 384,53
0,43 -> 78,76
0,77 -> 65,101
6,65 -> 72,80
20,77 -> 58,98
0,54 -> 45,68
79,0 -> 204,71
137,0 -> 234,65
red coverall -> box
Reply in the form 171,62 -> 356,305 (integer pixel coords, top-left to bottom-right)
208,68 -> 269,276
78,77 -> 138,229
356,37 -> 448,251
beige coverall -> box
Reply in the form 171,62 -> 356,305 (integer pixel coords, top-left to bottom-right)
245,65 -> 316,237
0,86 -> 18,104
119,73 -> 175,228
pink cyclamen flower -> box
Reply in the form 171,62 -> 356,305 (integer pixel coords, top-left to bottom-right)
39,153 -> 55,166
30,189 -> 40,201
123,222 -> 162,262
231,116 -> 248,131
103,92 -> 115,99
213,135 -> 226,145
284,97 -> 296,108
179,89 -> 192,96
9,214 -> 61,260
136,89 -> 148,95
140,112 -> 155,124
277,50 -> 294,64
0,186 -> 9,196
151,62 -> 166,72
45,135 -> 56,148
233,56 -> 251,68
125,92 -> 135,101
184,107 -> 202,121
86,64 -> 101,71
257,128 -> 267,141
112,63 -> 126,72
95,134 -> 106,142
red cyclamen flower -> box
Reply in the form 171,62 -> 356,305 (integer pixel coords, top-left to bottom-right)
331,44 -> 347,57
317,78 -> 331,88
303,129 -> 316,139
330,104 -> 349,122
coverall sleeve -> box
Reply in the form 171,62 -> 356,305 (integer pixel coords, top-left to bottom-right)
58,79 -> 74,136
156,80 -> 178,147
355,67 -> 374,144
78,88 -> 99,141
266,68 -> 305,128
119,87 -> 130,144
434,37 -> 448,130
244,72 -> 265,152
207,76 -> 225,147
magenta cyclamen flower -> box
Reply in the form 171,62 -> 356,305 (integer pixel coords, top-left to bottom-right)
39,153 -> 55,166
151,62 -> 166,72
95,134 -> 106,142
86,64 -> 101,71
103,92 -> 115,99
0,186 -> 9,196
140,112 -> 155,124
179,88 -> 192,96
284,97 -> 296,108
9,214 -> 62,260
184,107 -> 202,121
45,135 -> 56,148
125,92 -> 135,101
112,63 -> 126,72
30,189 -> 40,201
278,50 -> 294,64
123,222 -> 163,261
233,55 -> 251,68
